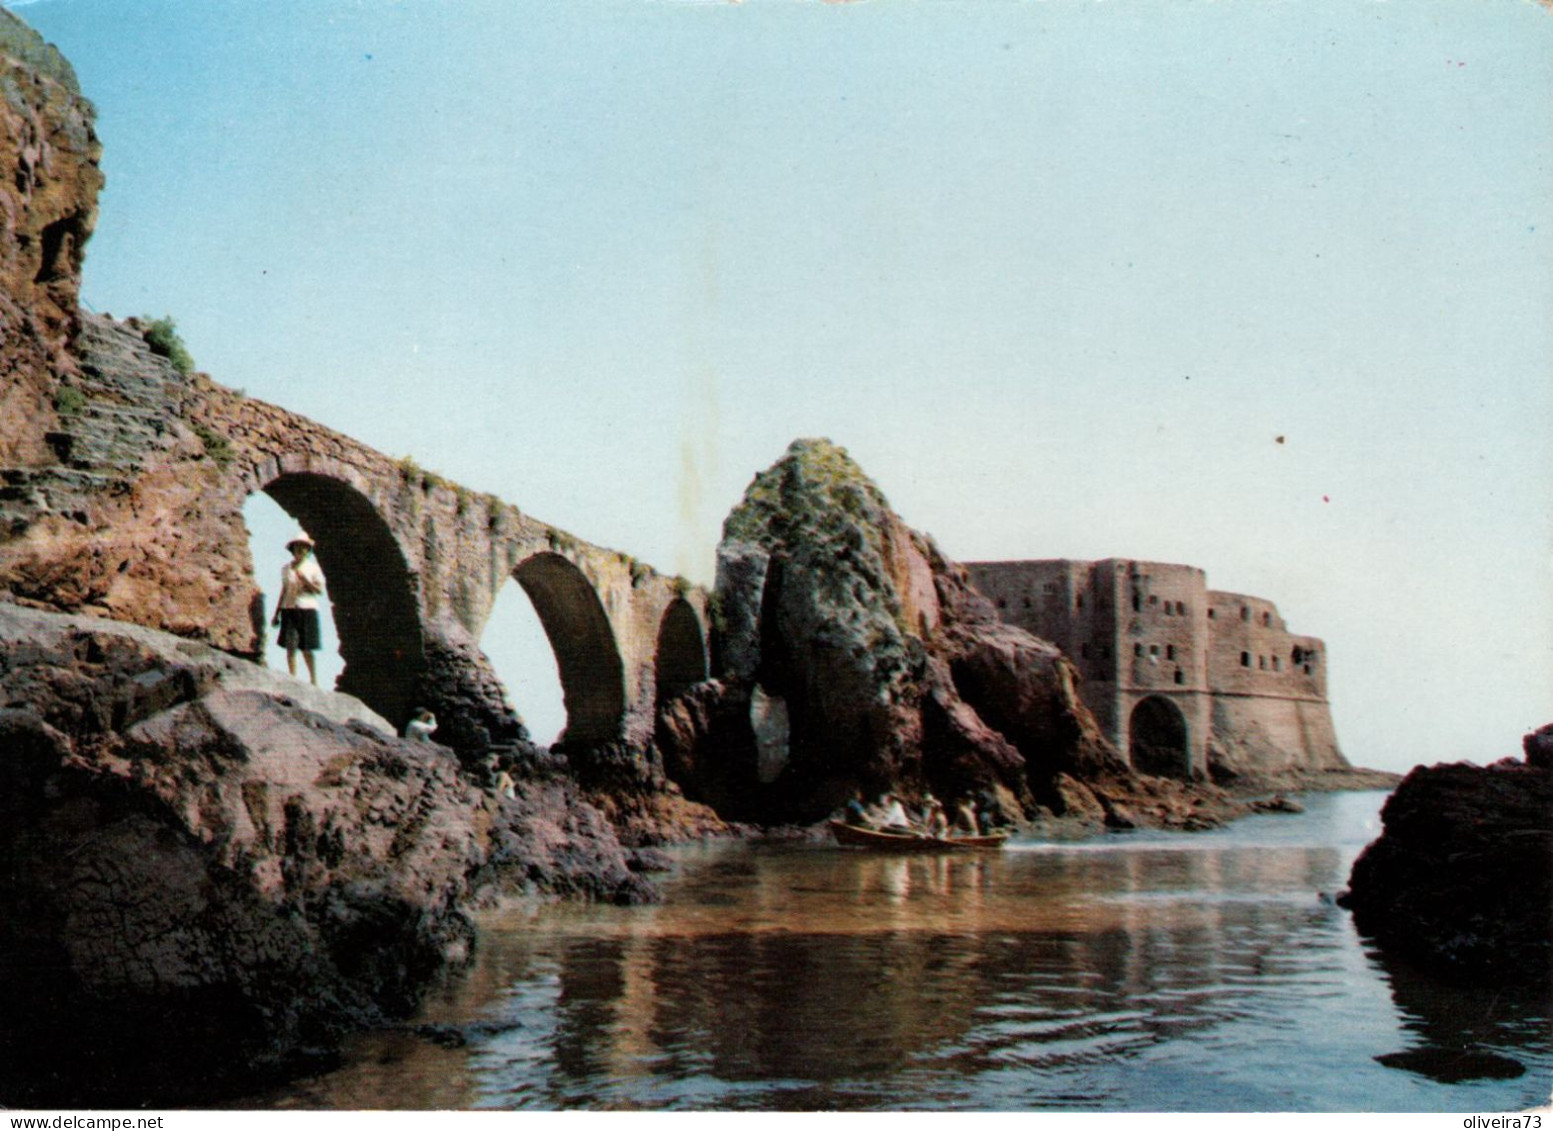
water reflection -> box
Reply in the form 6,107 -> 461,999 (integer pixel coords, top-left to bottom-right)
1370,947 -> 1551,1084
258,794 -> 1552,1111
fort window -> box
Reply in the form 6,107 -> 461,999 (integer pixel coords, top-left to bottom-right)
1240,651 -> 1250,667
1166,644 -> 1175,660
1132,594 -> 1141,612
1134,643 -> 1144,657
1258,656 -> 1266,669
1174,669 -> 1184,685
1148,595 -> 1159,606
1023,597 -> 1031,609
1272,657 -> 1281,672
997,598 -> 1006,609
1262,611 -> 1271,627
1241,606 -> 1250,621
1207,608 -> 1216,619
1149,644 -> 1159,655
1076,595 -> 1084,610
1176,601 -> 1187,615
1303,665 -> 1312,675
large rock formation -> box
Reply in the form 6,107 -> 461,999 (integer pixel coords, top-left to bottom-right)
0,12 -> 101,470
1339,729 -> 1553,985
657,439 -> 1238,830
0,603 -> 651,1107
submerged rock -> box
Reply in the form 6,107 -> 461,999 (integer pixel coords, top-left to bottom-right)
1339,737 -> 1553,985
1374,1048 -> 1526,1084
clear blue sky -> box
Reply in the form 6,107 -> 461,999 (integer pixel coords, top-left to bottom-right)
12,0 -> 1550,769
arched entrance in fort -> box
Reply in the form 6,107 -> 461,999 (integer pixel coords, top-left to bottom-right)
654,598 -> 707,709
1129,695 -> 1190,780
254,471 -> 426,729
512,551 -> 625,747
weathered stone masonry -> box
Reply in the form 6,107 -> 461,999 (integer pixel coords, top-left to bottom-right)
2,312 -> 710,758
965,558 -> 1346,782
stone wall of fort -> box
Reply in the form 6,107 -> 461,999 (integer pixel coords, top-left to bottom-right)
965,558 -> 1347,782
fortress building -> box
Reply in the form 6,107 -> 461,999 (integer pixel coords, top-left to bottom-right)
965,559 -> 1347,782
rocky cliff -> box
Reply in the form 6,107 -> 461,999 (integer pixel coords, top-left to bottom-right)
657,439 -> 1240,831
1339,725 -> 1553,985
0,12 -> 101,469
0,603 -> 653,1107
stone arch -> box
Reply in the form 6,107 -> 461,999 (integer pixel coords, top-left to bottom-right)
1129,695 -> 1190,780
512,551 -> 625,746
655,598 -> 707,708
256,469 -> 425,728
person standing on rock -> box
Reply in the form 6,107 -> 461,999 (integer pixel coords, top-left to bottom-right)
272,533 -> 324,685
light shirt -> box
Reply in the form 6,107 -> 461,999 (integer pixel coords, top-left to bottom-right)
279,556 -> 325,610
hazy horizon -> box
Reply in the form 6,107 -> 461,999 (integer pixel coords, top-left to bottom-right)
12,0 -> 1550,772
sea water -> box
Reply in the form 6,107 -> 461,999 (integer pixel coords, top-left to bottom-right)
259,791 -> 1551,1112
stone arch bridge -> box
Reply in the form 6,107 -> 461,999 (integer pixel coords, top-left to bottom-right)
2,315 -> 709,759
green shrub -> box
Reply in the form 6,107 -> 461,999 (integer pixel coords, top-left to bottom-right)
190,420 -> 234,468
53,386 -> 86,416
142,316 -> 196,376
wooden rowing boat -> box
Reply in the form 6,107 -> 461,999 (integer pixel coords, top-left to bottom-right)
828,820 -> 1009,851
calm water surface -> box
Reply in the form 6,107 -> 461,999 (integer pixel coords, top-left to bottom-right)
263,792 -> 1551,1111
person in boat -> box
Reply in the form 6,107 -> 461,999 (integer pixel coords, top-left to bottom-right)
922,793 -> 950,838
876,792 -> 913,833
953,797 -> 980,836
977,790 -> 1012,832
843,791 -> 871,828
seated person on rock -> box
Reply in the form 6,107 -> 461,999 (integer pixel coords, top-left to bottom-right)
405,708 -> 438,742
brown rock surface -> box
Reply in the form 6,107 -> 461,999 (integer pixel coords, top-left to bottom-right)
0,12 -> 102,468
659,439 -> 1240,830
0,603 -> 649,1106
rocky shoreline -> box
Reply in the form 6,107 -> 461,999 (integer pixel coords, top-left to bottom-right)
0,592 -> 1396,1107
1339,726 -> 1552,986
0,603 -> 656,1106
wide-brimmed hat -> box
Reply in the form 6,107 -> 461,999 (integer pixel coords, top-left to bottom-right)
285,533 -> 315,551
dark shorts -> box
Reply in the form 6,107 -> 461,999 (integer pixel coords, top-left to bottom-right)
278,607 -> 321,651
